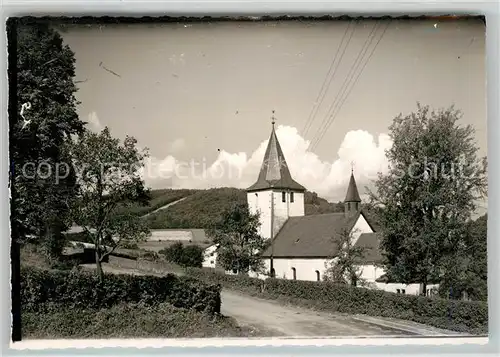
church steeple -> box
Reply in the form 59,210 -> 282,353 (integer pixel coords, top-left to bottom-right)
344,166 -> 361,217
247,112 -> 305,192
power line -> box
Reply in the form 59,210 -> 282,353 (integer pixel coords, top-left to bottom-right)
302,21 -> 356,137
311,20 -> 391,152
309,21 -> 380,151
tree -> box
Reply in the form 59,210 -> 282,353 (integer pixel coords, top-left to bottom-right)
160,243 -> 204,268
369,104 -> 487,295
439,214 -> 487,301
69,127 -> 150,280
208,202 -> 266,275
323,228 -> 366,286
11,21 -> 84,256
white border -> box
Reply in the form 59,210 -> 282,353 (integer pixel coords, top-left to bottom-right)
1,0 -> 498,355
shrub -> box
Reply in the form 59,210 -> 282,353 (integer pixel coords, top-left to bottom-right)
160,243 -> 204,268
22,303 -> 259,339
185,267 -> 488,334
21,266 -> 221,314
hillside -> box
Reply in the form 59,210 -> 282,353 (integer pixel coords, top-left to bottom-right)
125,188 -> 195,216
142,188 -> 375,229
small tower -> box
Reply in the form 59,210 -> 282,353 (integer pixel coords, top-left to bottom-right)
344,166 -> 361,218
247,111 -> 306,240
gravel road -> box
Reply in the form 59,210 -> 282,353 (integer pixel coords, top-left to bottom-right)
85,260 -> 461,337
220,290 -> 411,337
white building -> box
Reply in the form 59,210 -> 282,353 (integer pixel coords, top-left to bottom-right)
243,121 -> 438,296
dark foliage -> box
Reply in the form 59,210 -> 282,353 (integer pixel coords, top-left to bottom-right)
160,242 -> 204,268
12,22 -> 84,253
186,268 -> 488,334
21,266 -> 221,314
209,202 -> 266,274
369,105 -> 487,295
439,214 -> 488,301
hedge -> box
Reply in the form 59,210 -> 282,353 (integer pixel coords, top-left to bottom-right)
23,303 -> 258,339
22,266 -> 221,314
185,267 -> 488,334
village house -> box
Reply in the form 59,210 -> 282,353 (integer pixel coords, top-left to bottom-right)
205,121 -> 438,296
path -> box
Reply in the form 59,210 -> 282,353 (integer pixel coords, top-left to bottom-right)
141,197 -> 187,218
221,290 -> 464,337
83,260 -> 463,337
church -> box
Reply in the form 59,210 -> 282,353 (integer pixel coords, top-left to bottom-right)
204,121 -> 438,296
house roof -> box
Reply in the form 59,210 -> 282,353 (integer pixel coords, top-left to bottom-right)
353,233 -> 383,264
247,124 -> 306,192
261,211 -> 378,260
344,172 -> 361,202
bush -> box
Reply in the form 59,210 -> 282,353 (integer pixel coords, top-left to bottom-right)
185,267 -> 488,334
22,303 -> 258,339
160,242 -> 204,268
21,266 -> 221,314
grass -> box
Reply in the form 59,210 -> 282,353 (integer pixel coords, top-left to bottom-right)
22,303 -> 262,339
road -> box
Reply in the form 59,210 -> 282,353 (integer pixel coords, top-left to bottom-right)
220,290 -> 410,337
85,260 -> 462,337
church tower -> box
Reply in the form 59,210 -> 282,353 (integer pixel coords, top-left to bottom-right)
247,113 -> 306,241
344,168 -> 361,218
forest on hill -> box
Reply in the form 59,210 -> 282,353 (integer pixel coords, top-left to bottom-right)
135,187 -> 379,230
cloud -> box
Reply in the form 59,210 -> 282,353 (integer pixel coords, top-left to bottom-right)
143,125 -> 392,202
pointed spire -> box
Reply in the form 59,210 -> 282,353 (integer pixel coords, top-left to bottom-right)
344,170 -> 361,203
247,111 -> 305,192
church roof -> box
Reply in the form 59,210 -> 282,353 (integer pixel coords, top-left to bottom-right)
261,211 -> 379,261
247,124 -> 306,192
344,172 -> 361,202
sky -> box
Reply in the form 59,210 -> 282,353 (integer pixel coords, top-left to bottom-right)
59,18 -> 487,210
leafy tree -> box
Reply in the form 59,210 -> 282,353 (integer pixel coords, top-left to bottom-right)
69,127 -> 150,280
12,22 -> 84,257
369,104 -> 487,295
323,228 -> 366,286
208,202 -> 266,275
439,214 -> 487,301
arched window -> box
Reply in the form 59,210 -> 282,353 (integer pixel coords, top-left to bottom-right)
291,267 -> 297,280
315,270 -> 320,281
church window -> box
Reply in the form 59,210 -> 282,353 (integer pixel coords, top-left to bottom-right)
291,267 -> 297,280
315,270 -> 320,281
282,192 -> 286,202
396,289 -> 401,294
290,192 -> 294,202
401,289 -> 406,294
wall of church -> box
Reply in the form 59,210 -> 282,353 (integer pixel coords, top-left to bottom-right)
247,189 -> 305,240
259,258 -> 438,296
359,264 -> 440,296
350,213 -> 374,243
261,258 -> 329,281
247,190 -> 272,240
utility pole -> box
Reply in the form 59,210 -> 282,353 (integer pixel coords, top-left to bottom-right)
270,187 -> 274,277
269,110 -> 276,278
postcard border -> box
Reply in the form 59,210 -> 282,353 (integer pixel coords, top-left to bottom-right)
1,1 -> 498,355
